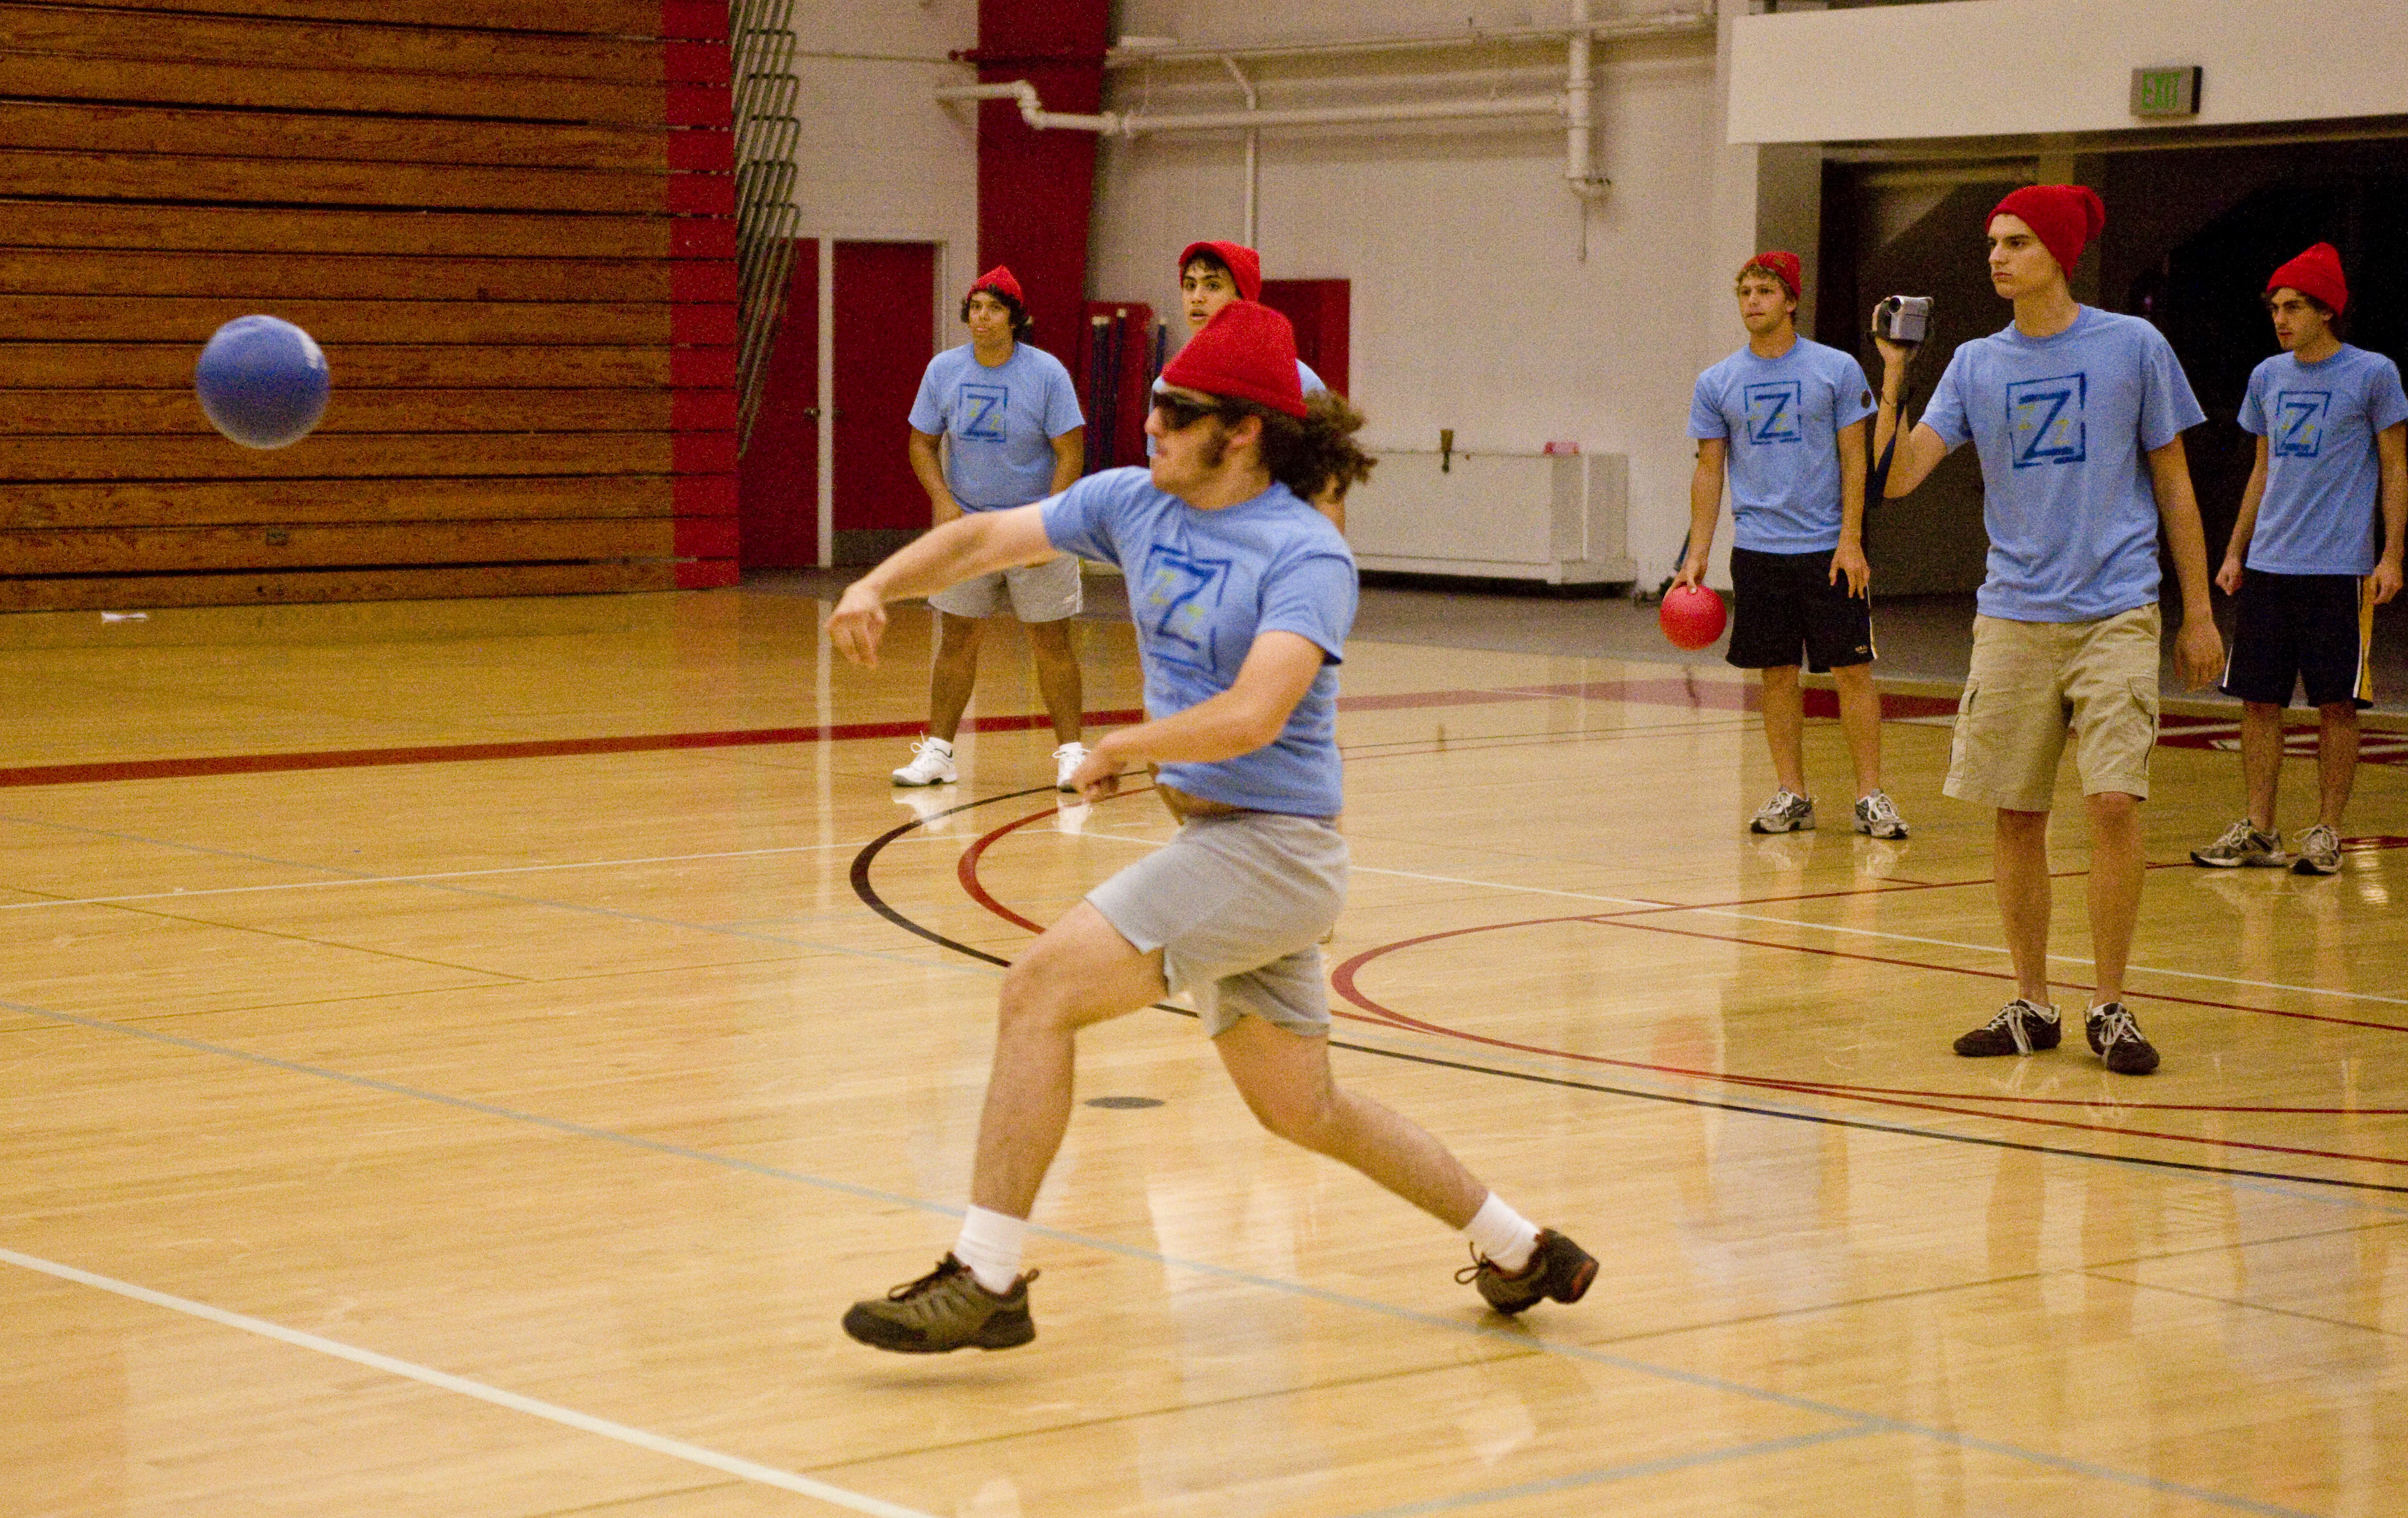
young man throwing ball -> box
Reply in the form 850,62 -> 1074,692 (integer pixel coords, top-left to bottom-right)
1875,185 -> 2223,1076
827,302 -> 1593,1352
1680,251 -> 1906,840
896,267 -> 1090,791
2190,242 -> 2406,876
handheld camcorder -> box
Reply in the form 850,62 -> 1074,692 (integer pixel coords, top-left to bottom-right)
1871,295 -> 1933,346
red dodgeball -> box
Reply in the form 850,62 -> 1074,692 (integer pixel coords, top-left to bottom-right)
1658,584 -> 1728,650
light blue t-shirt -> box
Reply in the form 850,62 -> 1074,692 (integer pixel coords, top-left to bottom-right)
908,342 -> 1084,510
2238,344 -> 2408,577
1145,360 -> 1325,458
1042,466 -> 1354,817
1922,307 -> 2206,622
1688,337 -> 1876,554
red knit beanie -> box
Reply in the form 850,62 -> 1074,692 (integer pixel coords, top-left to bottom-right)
2267,242 -> 2348,315
968,265 -> 1024,305
1990,185 -> 2106,278
1739,250 -> 1802,302
1178,241 -> 1263,302
1159,300 -> 1307,419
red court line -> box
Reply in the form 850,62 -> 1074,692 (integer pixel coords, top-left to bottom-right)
0,710 -> 1147,789
948,791 -> 2405,1169
11,670 -> 2402,789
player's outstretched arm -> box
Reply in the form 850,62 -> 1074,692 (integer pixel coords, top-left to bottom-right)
2146,435 -> 2224,688
1871,335 -> 1949,498
2374,422 -> 2406,605
2218,435 -> 2269,596
1067,631 -> 1325,799
1672,439 -> 1725,589
826,505 -> 1058,667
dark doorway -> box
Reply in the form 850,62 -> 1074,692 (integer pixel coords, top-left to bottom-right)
738,239 -> 819,570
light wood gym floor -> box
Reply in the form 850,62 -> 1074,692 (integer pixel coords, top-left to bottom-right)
3,582 -> 2403,1518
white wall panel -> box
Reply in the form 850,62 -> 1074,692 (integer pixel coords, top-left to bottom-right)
1728,0 -> 2408,146
1091,3 -> 1745,585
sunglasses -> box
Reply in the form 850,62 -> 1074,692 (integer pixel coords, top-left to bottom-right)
1151,394 -> 1231,432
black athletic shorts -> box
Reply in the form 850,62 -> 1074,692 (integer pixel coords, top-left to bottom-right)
1726,545 -> 1874,673
2220,568 -> 2374,710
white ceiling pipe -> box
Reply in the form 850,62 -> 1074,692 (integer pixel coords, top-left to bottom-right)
1103,10 -> 1713,67
1565,0 -> 1609,204
1222,57 -> 1261,249
935,80 -> 1564,137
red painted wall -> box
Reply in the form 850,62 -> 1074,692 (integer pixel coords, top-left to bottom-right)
967,1 -> 1109,370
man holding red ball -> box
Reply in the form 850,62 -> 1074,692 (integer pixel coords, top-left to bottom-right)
1678,251 -> 1907,841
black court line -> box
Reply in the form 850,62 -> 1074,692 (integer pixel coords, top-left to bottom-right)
848,789 -> 2408,1200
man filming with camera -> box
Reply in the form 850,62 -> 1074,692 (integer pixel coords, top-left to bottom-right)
1681,251 -> 1907,841
1874,185 -> 2222,1076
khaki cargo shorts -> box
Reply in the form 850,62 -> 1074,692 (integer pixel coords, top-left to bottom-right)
928,551 -> 1081,622
1943,604 -> 2162,813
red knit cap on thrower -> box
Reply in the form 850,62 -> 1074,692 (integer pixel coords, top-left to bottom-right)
1178,241 -> 1263,302
1991,185 -> 2106,278
2268,242 -> 2348,314
1740,250 -> 1802,301
968,265 -> 1024,305
1159,300 -> 1308,419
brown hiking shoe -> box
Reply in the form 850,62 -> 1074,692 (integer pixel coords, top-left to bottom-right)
841,1254 -> 1037,1353
1458,1229 -> 1597,1316
2085,1002 -> 2161,1076
1952,998 -> 2061,1057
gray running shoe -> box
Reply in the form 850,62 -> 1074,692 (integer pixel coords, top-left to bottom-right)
2085,1002 -> 2160,1075
841,1254 -> 1037,1353
1852,791 -> 1909,840
1457,1229 -> 1598,1316
1749,788 -> 1814,834
2290,824 -> 2342,876
1952,997 -> 2061,1057
2190,819 -> 2283,868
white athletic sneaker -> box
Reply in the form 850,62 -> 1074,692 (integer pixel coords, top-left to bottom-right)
1053,742 -> 1089,792
893,737 -> 957,787
1749,788 -> 1814,834
1852,791 -> 1909,840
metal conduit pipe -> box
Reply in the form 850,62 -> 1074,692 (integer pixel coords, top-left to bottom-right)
1105,8 -> 1712,66
932,80 -> 1563,136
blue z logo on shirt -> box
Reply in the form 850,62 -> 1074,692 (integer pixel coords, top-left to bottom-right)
1137,545 -> 1233,673
960,384 -> 1009,441
2272,390 -> 2332,458
1743,381 -> 1805,445
2007,373 -> 2087,468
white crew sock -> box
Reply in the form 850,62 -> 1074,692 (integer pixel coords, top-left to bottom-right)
1462,1192 -> 1541,1273
953,1205 -> 1028,1294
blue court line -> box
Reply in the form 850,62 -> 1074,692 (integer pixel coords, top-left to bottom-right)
9,810 -> 2402,1221
1324,1428 -> 1877,1518
0,813 -> 995,983
0,994 -> 2332,1518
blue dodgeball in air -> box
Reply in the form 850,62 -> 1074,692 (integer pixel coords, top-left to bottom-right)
195,315 -> 330,449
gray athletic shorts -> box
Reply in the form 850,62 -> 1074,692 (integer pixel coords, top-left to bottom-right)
928,551 -> 1081,622
1086,811 -> 1346,1039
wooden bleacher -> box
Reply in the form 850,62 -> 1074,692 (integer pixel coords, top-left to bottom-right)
0,0 -> 738,610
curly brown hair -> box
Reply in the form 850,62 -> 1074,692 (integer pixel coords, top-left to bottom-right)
1228,390 -> 1376,503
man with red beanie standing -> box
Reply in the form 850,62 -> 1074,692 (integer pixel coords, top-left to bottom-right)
1874,184 -> 2223,1076
827,301 -> 1594,1352
1157,240 -> 1344,525
1679,250 -> 1905,840
2191,242 -> 2407,875
896,266 -> 1090,791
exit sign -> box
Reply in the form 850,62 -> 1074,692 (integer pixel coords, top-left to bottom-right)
2131,65 -> 2202,117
